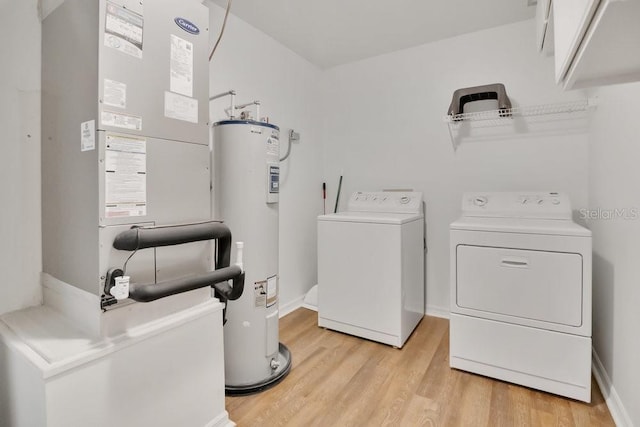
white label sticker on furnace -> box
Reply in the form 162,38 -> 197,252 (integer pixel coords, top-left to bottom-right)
104,1 -> 144,59
101,110 -> 142,131
104,135 -> 147,218
169,34 -> 194,97
266,275 -> 277,308
103,79 -> 127,109
254,281 -> 267,308
164,91 -> 198,123
80,120 -> 95,152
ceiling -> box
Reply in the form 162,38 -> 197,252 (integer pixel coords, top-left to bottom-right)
209,0 -> 536,69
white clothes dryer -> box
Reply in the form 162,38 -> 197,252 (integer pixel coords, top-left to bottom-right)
450,192 -> 592,402
318,191 -> 425,348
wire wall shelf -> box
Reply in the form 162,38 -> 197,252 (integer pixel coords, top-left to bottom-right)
444,98 -> 596,150
444,98 -> 595,124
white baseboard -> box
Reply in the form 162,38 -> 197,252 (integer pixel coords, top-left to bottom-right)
283,301 -> 450,320
279,295 -> 304,318
205,411 -> 235,427
301,302 -> 318,312
592,348 -> 634,427
302,284 -> 318,311
426,305 -> 450,319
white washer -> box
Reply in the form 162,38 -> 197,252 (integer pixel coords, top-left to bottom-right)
450,192 -> 592,402
318,191 -> 425,348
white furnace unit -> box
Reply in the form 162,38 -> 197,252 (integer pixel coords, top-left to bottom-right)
450,192 -> 592,402
0,1 -> 243,426
318,191 -> 425,348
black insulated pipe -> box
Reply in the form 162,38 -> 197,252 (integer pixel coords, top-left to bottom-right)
113,221 -> 233,268
127,266 -> 244,303
110,221 -> 244,304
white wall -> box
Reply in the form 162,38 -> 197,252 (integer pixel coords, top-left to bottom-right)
207,2 -> 324,308
587,81 -> 640,427
0,0 -> 42,315
321,19 -> 590,315
0,5 -> 635,423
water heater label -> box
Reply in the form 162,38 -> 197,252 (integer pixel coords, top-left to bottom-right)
266,275 -> 278,308
254,281 -> 267,308
269,165 -> 279,194
266,137 -> 279,156
104,1 -> 144,59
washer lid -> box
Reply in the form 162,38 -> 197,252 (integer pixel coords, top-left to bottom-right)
450,216 -> 591,237
318,211 -> 423,225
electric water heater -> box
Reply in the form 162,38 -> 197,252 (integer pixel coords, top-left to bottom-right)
213,120 -> 291,394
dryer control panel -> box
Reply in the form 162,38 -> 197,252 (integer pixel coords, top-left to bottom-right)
347,191 -> 423,214
462,192 -> 572,219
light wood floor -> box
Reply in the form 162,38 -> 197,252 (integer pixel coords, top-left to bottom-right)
226,308 -> 614,427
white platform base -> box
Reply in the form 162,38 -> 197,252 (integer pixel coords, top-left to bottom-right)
0,299 -> 232,427
450,313 -> 592,402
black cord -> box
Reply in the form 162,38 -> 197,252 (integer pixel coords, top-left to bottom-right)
122,227 -> 141,275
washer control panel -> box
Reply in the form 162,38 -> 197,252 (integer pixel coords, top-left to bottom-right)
347,191 -> 423,214
462,192 -> 572,219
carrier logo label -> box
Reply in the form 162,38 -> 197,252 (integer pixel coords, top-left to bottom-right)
174,17 -> 200,35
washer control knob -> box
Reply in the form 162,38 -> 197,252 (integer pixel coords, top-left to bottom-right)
551,198 -> 560,205
400,196 -> 411,204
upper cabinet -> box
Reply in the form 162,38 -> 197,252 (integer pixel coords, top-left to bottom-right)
540,0 -> 640,90
536,0 -> 555,56
552,0 -> 600,84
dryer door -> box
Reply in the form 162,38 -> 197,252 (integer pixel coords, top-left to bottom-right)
456,245 -> 583,327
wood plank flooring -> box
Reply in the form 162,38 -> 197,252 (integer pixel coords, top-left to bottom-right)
226,308 -> 614,427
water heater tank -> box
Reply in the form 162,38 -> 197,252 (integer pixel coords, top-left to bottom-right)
212,120 -> 291,394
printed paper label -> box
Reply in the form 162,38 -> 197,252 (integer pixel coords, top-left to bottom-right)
254,281 -> 267,308
266,275 -> 277,307
101,110 -> 142,131
104,134 -> 147,218
266,137 -> 279,156
170,34 -> 194,97
164,91 -> 198,123
104,1 -> 144,59
80,120 -> 95,152
103,78 -> 127,108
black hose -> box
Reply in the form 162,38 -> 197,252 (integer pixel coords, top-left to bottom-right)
113,221 -> 232,268
128,266 -> 244,303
